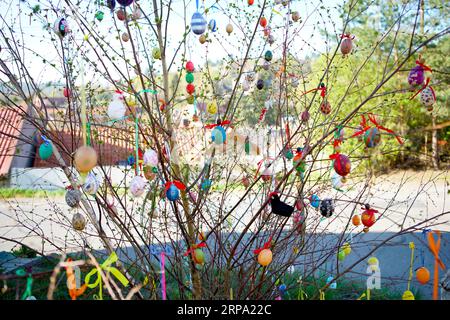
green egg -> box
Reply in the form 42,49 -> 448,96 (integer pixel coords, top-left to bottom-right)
185,72 -> 194,84
39,142 -> 53,160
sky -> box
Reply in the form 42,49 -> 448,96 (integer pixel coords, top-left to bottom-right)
0,0 -> 344,87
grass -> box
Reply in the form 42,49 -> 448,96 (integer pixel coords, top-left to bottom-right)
0,188 -> 66,199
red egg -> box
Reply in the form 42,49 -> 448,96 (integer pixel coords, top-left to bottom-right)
63,87 -> 70,98
248,0 -> 254,5
320,100 -> 331,114
186,83 -> 195,94
186,61 -> 195,72
260,17 -> 267,28
341,38 -> 353,55
361,210 -> 376,228
117,9 -> 126,21
333,154 -> 351,177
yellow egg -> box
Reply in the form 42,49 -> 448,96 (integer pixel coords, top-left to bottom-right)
343,242 -> 351,256
207,101 -> 217,114
402,290 -> 415,300
367,257 -> 379,266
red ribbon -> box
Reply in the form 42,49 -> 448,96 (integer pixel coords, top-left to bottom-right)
258,108 -> 268,123
253,237 -> 273,255
362,206 -> 378,215
410,77 -> 436,101
351,114 -> 403,145
415,60 -> 432,73
183,242 -> 207,256
300,85 -> 327,98
333,139 -> 341,148
204,120 -> 231,129
329,153 -> 340,160
164,180 -> 186,192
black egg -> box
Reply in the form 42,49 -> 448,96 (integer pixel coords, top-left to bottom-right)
319,198 -> 334,218
257,79 -> 264,90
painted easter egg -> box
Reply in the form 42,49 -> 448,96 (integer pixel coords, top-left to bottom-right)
152,47 -> 161,60
320,198 -> 334,218
130,175 -> 146,197
116,9 -> 126,21
301,110 -> 310,122
333,154 -> 351,177
352,215 -> 361,226
82,172 -> 102,195
199,34 -> 207,44
408,65 -> 425,86
416,267 -> 430,285
361,210 -> 376,228
256,79 -> 264,90
143,149 -> 158,167
185,72 -> 194,83
191,12 -> 207,35
121,32 -> 130,42
208,19 -> 217,32
207,101 -> 218,114
340,37 -> 353,55
402,290 -> 415,300
364,127 -> 381,148
74,146 -> 97,173
166,184 -> 180,201
72,213 -> 86,231
107,0 -> 116,10
186,83 -> 195,94
39,142 -> 53,160
260,17 -> 267,28
226,23 -> 233,35
66,189 -> 82,208
420,86 -> 435,109
95,10 -> 104,21
193,249 -> 205,264
310,194 -> 320,208
117,0 -> 134,6
257,249 -> 272,266
320,100 -> 331,114
108,93 -> 126,120
264,50 -> 273,62
186,61 -> 195,72
211,126 -> 226,145
292,11 -> 300,22
54,17 -> 69,38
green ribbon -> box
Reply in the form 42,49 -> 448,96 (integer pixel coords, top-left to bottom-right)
84,252 -> 129,300
86,121 -> 92,146
135,89 -> 158,96
15,269 -> 33,300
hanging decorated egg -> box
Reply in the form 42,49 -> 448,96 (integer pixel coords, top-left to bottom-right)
107,0 -> 116,10
301,110 -> 310,122
121,32 -> 130,42
143,149 -> 158,167
267,34 -> 275,45
186,95 -> 194,104
39,142 -> 53,160
340,34 -> 353,55
66,189 -> 82,208
420,86 -> 436,110
72,213 -> 86,231
185,72 -> 194,83
264,50 -> 273,62
248,0 -> 254,4
343,242 -> 351,255
337,250 -> 346,261
191,12 -> 207,35
193,249 -> 205,265
320,99 -> 331,114
226,23 -> 233,35
211,126 -> 226,145
292,11 -> 300,22
108,91 -> 126,120
364,127 -> 381,148
242,176 -> 250,189
117,0 -> 134,6
326,276 -> 337,289
262,61 -> 270,71
319,198 -> 334,218
310,194 -> 320,208
116,9 -> 126,21
186,61 -> 195,72
132,7 -> 142,20
201,179 -> 212,191
74,146 -> 97,174
361,204 -> 377,231
165,181 -> 186,201
332,154 -> 351,177
199,34 -> 207,44
352,214 -> 361,226
152,47 -> 161,60
293,149 -> 306,174
260,17 -> 267,28
186,83 -> 195,95
130,175 -> 146,197
143,165 -> 157,180
416,267 -> 430,285
257,249 -> 272,266
95,10 -> 104,21
408,65 -> 425,87
63,87 -> 70,98
207,101 -> 218,114
83,172 -> 102,195
208,19 -> 217,32
53,17 -> 69,38
402,290 -> 415,300
256,79 -> 264,90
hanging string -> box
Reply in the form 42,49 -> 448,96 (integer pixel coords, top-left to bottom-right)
81,62 -> 87,146
427,230 -> 445,300
407,242 -> 415,292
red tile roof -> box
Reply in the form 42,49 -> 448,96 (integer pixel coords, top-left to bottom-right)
0,106 -> 27,177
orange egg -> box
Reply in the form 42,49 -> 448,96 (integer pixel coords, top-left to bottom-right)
341,38 -> 353,55
352,215 -> 361,226
260,17 -> 267,28
416,267 -> 430,285
193,249 -> 205,265
74,146 -> 97,173
257,249 -> 272,266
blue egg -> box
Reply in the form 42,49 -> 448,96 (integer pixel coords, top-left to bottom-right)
191,12 -> 207,35
201,179 -> 212,191
166,185 -> 180,201
310,194 -> 320,208
127,155 -> 135,166
279,284 -> 287,292
211,126 -> 226,145
208,19 -> 217,32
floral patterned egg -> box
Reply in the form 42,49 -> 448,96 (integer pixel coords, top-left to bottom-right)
130,175 -> 147,197
408,65 -> 425,86
420,86 -> 435,108
72,213 -> 86,231
66,189 -> 82,208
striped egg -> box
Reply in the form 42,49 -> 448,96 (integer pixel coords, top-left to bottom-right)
208,19 -> 217,32
191,12 -> 207,35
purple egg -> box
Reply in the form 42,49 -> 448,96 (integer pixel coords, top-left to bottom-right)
408,65 -> 424,86
117,0 -> 134,6
301,110 -> 310,122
